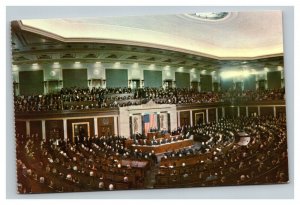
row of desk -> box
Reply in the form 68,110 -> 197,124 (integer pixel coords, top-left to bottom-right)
130,139 -> 194,154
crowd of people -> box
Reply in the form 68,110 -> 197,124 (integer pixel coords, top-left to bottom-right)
14,87 -> 285,112
222,89 -> 285,104
155,115 -> 288,187
131,134 -> 191,147
16,114 -> 288,193
16,132 -> 154,193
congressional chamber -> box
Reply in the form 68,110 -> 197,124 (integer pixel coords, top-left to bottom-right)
11,12 -> 289,194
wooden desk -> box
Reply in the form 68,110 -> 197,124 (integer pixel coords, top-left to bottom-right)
131,139 -> 194,154
147,132 -> 158,139
147,132 -> 170,140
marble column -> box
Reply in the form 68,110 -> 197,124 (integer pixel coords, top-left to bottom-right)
26,120 -> 30,136
94,117 -> 98,136
258,106 -> 261,116
177,112 -> 181,128
41,120 -> 46,141
63,119 -> 68,142
141,114 -> 145,135
114,116 -> 118,136
222,107 -> 225,118
167,112 -> 171,133
189,110 -> 193,127
273,106 -> 277,118
157,112 -> 160,131
129,115 -> 133,136
206,109 -> 209,123
246,106 -> 249,117
237,107 -> 240,117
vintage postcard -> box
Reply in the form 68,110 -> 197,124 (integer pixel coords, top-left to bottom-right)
12,11 -> 289,194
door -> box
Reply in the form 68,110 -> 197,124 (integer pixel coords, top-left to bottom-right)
132,80 -> 140,89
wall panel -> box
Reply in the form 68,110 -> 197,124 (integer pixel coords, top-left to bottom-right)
192,109 -> 206,125
97,117 -> 115,136
179,111 -> 190,127
63,69 -> 88,88
267,71 -> 281,89
67,118 -> 94,142
30,120 -> 42,141
260,106 -> 274,116
19,70 -> 44,95
15,121 -> 26,137
200,75 -> 212,91
45,120 -> 63,141
244,75 -> 256,91
175,72 -> 190,89
144,70 -> 162,88
248,106 -> 259,116
224,107 -> 238,118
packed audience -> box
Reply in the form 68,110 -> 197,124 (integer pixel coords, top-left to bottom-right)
16,133 -> 154,193
155,115 -> 288,187
16,115 -> 288,193
14,87 -> 285,112
223,89 -> 285,104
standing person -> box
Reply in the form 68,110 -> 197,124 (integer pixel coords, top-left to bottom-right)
79,126 -> 85,144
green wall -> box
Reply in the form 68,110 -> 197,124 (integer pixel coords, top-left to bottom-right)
200,75 -> 212,91
267,71 -> 281,89
221,78 -> 234,91
144,70 -> 162,88
213,82 -> 219,91
175,72 -> 190,89
63,69 -> 88,88
19,70 -> 44,95
106,69 -> 128,88
244,75 -> 256,91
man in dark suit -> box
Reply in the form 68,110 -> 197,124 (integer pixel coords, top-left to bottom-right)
79,126 -> 85,144
74,135 -> 79,145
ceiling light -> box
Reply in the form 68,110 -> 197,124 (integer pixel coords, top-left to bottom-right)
132,63 -> 139,68
242,70 -> 250,77
32,63 -> 39,70
53,62 -> 60,68
94,61 -> 101,68
12,65 -> 19,71
149,64 -> 155,69
220,71 -> 237,79
114,62 -> 121,68
220,70 -> 250,79
190,12 -> 229,21
164,65 -> 170,70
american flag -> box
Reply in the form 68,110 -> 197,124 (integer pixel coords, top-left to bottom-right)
144,114 -> 158,134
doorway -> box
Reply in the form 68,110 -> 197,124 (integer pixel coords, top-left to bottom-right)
195,112 -> 205,125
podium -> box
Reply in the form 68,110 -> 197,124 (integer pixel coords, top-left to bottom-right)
147,132 -> 170,140
147,132 -> 158,140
